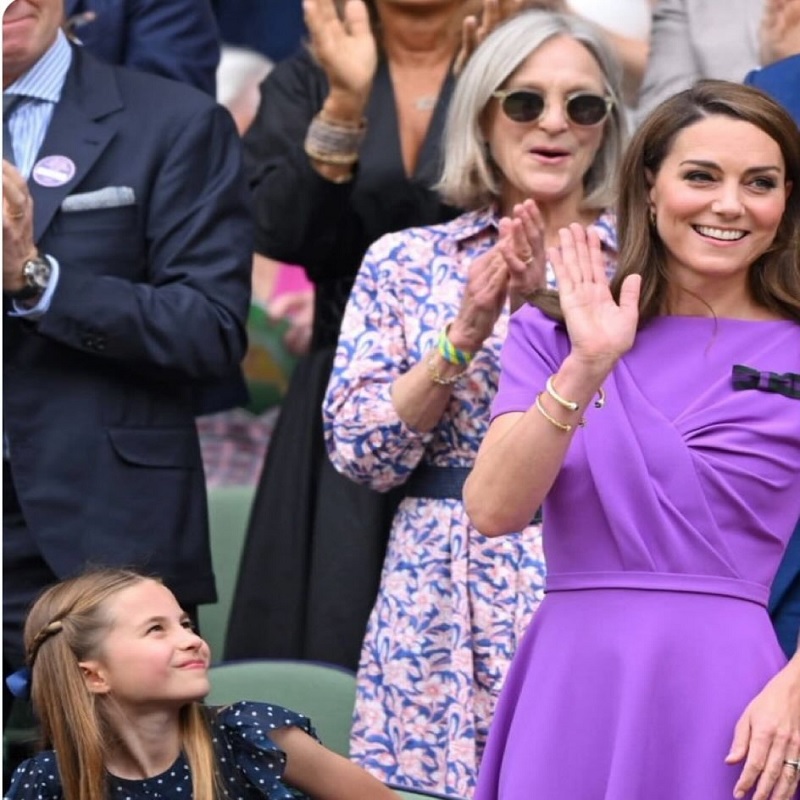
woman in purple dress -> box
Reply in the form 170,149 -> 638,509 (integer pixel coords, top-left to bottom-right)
465,80 -> 800,800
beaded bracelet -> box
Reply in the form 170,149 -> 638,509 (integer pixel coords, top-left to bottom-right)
438,324 -> 475,367
303,112 -> 367,166
426,351 -> 467,386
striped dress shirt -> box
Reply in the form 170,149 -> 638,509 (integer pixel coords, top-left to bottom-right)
4,30 -> 72,180
4,31 -> 72,317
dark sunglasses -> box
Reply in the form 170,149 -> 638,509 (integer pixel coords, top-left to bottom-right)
491,89 -> 614,127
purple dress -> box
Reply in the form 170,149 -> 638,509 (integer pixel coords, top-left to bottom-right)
475,308 -> 800,800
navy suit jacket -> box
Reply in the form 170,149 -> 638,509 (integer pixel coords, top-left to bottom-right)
3,48 -> 252,606
64,0 -> 220,95
745,55 -> 800,658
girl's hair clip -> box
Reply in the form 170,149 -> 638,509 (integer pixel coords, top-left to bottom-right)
6,666 -> 32,700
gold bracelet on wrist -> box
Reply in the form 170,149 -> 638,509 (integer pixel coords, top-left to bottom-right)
425,351 -> 467,386
545,375 -> 579,411
534,393 -> 577,432
545,375 -> 607,411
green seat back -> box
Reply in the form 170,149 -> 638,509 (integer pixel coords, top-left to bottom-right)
206,660 -> 357,758
198,485 -> 255,663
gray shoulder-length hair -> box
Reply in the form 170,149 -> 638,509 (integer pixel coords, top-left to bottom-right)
437,9 -> 626,211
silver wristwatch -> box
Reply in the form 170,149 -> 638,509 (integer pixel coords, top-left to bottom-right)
8,253 -> 52,301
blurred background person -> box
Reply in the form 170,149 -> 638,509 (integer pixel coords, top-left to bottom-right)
635,0 -> 761,120
64,0 -> 220,94
224,0 -> 476,672
211,0 -> 307,64
323,10 -> 626,795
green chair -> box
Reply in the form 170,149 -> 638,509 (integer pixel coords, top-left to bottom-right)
389,788 -> 466,800
205,660 -> 357,758
198,485 -> 255,664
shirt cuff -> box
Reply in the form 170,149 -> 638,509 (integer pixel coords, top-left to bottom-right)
9,255 -> 60,319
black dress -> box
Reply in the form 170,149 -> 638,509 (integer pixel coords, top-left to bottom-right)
5,702 -> 314,799
224,49 -> 458,669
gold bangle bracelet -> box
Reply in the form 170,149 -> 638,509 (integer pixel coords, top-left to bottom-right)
425,351 -> 467,386
534,393 -> 576,433
545,375 -> 579,411
533,392 -> 586,433
546,375 -> 607,411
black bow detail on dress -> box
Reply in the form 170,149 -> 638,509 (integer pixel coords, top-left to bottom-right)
732,365 -> 800,398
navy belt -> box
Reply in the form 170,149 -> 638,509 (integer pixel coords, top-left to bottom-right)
404,465 -> 472,499
404,465 -> 542,525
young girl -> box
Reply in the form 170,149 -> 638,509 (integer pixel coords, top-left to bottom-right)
4,568 -> 400,800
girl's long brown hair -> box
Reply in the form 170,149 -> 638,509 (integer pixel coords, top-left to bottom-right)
25,568 -> 219,800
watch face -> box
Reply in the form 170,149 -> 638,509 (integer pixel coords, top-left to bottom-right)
25,257 -> 51,290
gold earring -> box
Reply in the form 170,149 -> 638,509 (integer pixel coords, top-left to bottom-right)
648,209 -> 656,227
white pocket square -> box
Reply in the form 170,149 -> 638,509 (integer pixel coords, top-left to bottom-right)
61,186 -> 135,212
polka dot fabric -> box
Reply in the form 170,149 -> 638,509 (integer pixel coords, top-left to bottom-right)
4,702 -> 316,799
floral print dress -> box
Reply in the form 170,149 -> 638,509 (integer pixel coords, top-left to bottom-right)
323,207 -> 617,798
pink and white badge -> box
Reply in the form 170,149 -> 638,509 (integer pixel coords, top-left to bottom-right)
32,156 -> 76,188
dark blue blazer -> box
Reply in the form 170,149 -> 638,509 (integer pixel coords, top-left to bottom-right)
745,55 -> 800,123
746,55 -> 800,658
64,0 -> 220,95
769,524 -> 800,658
3,48 -> 252,607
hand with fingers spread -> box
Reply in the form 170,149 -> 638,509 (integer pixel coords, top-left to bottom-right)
549,223 -> 640,370
303,0 -> 377,117
726,657 -> 800,800
3,160 -> 37,294
448,244 -> 510,354
499,199 -> 547,309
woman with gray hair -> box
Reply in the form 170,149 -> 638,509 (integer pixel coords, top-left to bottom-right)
323,9 -> 625,797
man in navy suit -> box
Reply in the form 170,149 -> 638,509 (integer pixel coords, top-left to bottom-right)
2,0 -> 251,703
64,0 -> 220,95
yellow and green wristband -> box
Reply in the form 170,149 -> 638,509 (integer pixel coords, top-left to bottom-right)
438,323 -> 475,367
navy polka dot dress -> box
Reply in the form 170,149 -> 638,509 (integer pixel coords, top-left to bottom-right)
4,702 -> 315,799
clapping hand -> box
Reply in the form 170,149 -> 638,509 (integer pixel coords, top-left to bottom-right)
448,241 -> 510,354
498,199 -> 547,310
454,0 -> 533,75
550,223 -> 640,370
3,160 -> 36,294
303,0 -> 377,114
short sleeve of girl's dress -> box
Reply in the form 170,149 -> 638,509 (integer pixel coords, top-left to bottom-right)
491,305 -> 571,420
211,700 -> 318,798
4,753 -> 62,799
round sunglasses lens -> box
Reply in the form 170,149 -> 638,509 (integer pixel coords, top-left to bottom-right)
503,92 -> 544,122
566,95 -> 608,125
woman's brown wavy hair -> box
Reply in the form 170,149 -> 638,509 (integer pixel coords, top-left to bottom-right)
533,80 -> 800,324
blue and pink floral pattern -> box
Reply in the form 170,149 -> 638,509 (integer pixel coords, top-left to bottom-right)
323,207 -> 617,797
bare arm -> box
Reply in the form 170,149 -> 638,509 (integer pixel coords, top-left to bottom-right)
272,727 -> 399,800
464,224 -> 641,535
